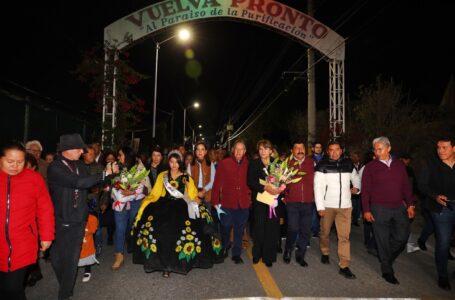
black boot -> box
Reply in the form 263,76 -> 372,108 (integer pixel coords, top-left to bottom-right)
438,277 -> 451,290
222,244 -> 231,258
203,223 -> 221,240
276,241 -> 283,253
283,249 -> 292,264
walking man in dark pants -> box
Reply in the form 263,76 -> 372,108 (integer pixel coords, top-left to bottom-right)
211,139 -> 251,264
48,134 -> 118,300
418,136 -> 455,290
282,137 -> 315,266
361,136 -> 415,285
310,142 -> 324,237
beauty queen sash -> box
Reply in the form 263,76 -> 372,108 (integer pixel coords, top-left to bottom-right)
163,173 -> 200,219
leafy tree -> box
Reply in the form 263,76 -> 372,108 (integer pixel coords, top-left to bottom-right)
352,77 -> 428,155
74,45 -> 148,146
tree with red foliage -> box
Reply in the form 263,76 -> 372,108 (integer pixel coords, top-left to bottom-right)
74,44 -> 148,145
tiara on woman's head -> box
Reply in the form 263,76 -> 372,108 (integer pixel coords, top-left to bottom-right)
167,149 -> 183,160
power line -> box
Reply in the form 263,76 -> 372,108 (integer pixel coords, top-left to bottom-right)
230,41 -> 292,126
229,39 -> 346,141
227,0 -> 392,141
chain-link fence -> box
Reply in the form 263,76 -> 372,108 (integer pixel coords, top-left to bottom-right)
1,82 -> 99,153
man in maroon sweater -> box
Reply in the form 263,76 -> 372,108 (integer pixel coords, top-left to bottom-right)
212,139 -> 251,264
283,137 -> 315,266
362,136 -> 415,285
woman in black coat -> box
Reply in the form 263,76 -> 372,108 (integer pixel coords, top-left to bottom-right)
247,140 -> 282,267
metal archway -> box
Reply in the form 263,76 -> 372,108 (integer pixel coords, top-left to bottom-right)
102,0 -> 345,148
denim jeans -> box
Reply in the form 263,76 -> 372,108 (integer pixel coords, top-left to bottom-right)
310,203 -> 320,236
220,208 -> 249,257
285,202 -> 313,258
419,207 -> 434,243
95,210 -> 115,251
351,195 -> 361,224
114,200 -> 141,253
431,206 -> 455,279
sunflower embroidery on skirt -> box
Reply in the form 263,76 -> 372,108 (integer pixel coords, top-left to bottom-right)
199,205 -> 213,224
136,215 -> 157,259
211,236 -> 222,255
175,220 -> 201,262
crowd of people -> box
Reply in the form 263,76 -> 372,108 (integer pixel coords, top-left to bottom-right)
0,133 -> 454,299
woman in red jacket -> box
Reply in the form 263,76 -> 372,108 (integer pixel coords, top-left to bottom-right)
0,142 -> 54,300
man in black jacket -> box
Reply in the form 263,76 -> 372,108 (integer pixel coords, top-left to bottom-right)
314,141 -> 360,279
418,136 -> 455,291
48,134 -> 118,300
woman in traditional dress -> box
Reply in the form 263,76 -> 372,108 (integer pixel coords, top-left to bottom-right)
131,150 -> 223,277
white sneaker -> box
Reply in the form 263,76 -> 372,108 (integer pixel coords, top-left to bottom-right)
407,243 -> 420,253
82,273 -> 91,283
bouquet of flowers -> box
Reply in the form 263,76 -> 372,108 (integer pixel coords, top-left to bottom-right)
260,156 -> 305,188
257,156 -> 306,218
111,165 -> 150,211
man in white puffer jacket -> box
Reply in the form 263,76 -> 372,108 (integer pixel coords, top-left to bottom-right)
314,141 -> 360,279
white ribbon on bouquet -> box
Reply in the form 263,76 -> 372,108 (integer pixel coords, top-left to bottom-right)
111,188 -> 137,212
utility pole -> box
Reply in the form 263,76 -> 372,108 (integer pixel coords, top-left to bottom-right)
157,108 -> 175,145
23,102 -> 30,143
170,110 -> 174,145
307,0 -> 316,146
192,128 -> 195,146
226,121 -> 233,151
183,107 -> 187,144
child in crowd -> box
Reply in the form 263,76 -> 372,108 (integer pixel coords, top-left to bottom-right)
78,211 -> 99,282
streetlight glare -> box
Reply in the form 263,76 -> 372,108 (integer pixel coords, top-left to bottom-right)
193,102 -> 200,108
198,125 -> 202,128
152,29 -> 191,139
178,29 -> 191,41
199,133 -> 203,137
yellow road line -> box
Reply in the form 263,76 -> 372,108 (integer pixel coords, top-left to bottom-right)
245,241 -> 284,299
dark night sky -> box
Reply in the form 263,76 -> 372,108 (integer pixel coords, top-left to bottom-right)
2,0 -> 454,144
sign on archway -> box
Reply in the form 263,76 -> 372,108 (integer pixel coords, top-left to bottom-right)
102,0 -> 345,147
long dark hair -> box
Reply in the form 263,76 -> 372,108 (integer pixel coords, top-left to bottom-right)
0,141 -> 26,157
101,149 -> 116,167
119,146 -> 137,170
168,152 -> 186,173
191,141 -> 211,166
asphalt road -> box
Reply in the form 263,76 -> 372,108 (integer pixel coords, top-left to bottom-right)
26,214 -> 455,300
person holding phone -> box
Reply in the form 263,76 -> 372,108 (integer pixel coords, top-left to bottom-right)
47,134 -> 118,300
418,136 -> 455,291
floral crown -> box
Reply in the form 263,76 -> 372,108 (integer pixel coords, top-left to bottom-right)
167,149 -> 183,161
